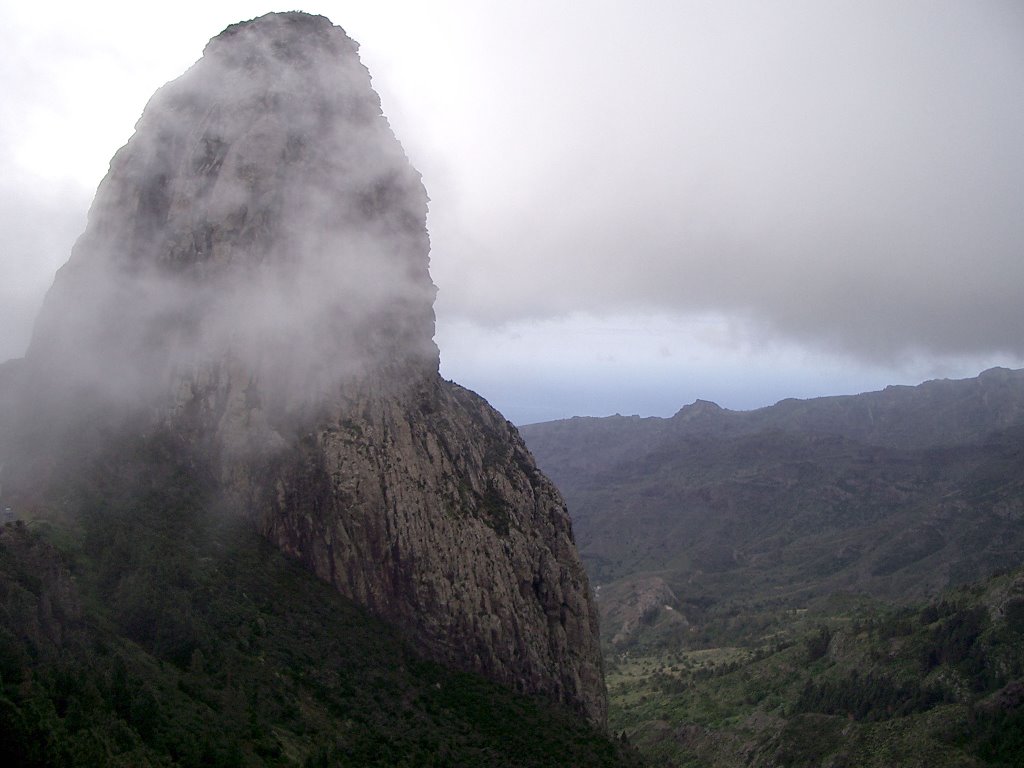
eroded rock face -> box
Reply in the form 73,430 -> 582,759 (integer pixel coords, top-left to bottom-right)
258,378 -> 603,717
15,12 -> 606,723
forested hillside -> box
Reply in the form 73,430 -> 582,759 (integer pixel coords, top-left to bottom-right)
521,368 -> 1024,765
0,431 -> 639,767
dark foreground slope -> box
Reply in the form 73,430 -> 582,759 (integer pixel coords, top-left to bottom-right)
0,432 -> 638,768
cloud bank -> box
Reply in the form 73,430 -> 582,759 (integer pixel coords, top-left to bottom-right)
2,1 -> 1023,418
423,1 -> 1024,365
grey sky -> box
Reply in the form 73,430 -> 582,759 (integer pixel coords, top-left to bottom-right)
2,1 -> 1023,423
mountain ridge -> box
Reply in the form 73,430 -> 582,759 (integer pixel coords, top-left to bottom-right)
521,366 -> 1024,765
523,367 -> 1024,483
520,366 -> 1024,634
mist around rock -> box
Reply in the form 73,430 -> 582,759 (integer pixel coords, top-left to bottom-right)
26,13 -> 437,417
0,12 -> 607,726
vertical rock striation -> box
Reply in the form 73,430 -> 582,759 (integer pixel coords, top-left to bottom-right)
13,13 -> 606,723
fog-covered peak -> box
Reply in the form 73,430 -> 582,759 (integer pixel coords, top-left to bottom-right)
26,11 -> 437,409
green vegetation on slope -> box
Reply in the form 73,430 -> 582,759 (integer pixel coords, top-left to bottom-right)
603,572 -> 1024,767
520,369 -> 1024,764
0,431 -> 639,767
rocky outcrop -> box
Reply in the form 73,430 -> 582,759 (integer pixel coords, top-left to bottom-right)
600,575 -> 684,648
9,12 -> 605,723
259,378 -> 603,715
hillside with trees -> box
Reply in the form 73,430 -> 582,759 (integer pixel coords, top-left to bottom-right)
521,368 -> 1024,765
0,431 -> 639,767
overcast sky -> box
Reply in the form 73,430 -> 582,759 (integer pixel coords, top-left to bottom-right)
2,1 -> 1023,423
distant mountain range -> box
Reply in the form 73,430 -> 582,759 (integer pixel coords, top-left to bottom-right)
521,367 -> 1024,647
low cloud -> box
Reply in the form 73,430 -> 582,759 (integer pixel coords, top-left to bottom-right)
23,13 -> 436,417
2,2 -> 1023,394
421,1 -> 1024,364
0,177 -> 88,362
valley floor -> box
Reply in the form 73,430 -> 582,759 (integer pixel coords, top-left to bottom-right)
605,573 -> 1024,767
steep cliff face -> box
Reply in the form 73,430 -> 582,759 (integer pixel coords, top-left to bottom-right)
10,12 -> 605,723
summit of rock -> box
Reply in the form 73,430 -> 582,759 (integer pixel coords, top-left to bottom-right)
29,11 -> 436,405
4,12 -> 606,724
673,399 -> 724,418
